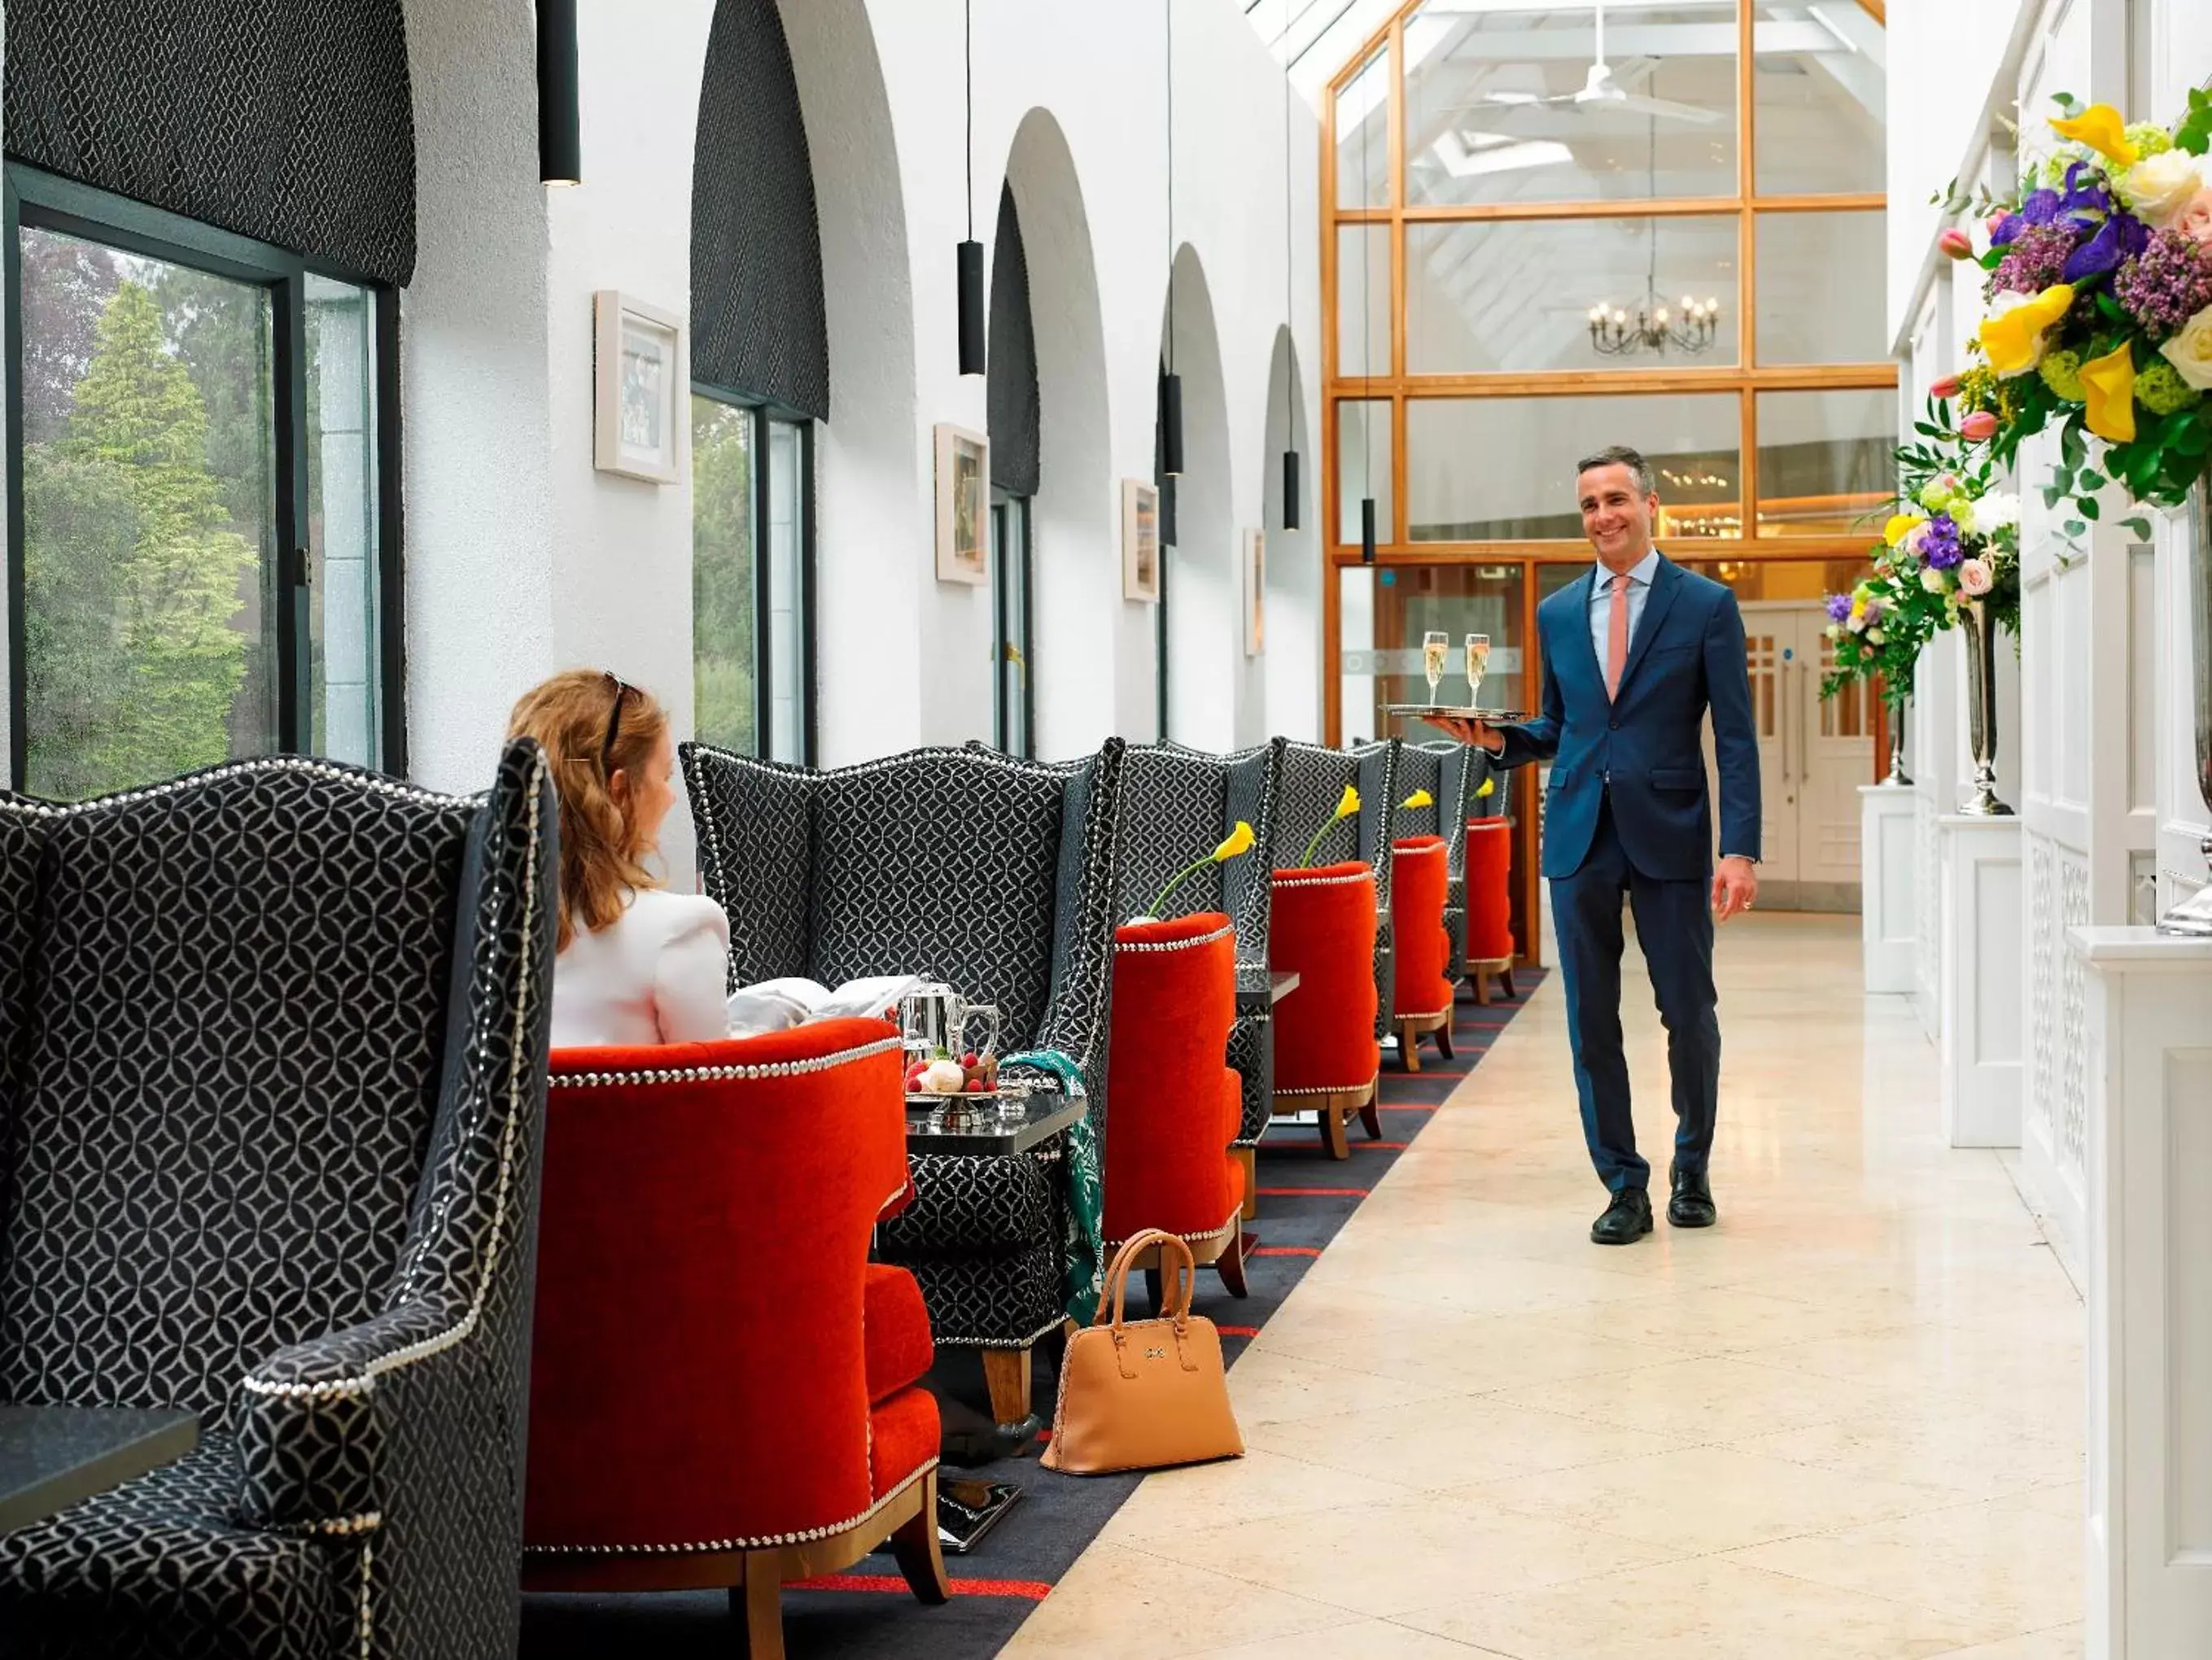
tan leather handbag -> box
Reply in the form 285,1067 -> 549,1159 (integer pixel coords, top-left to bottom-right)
1041,1229 -> 1244,1475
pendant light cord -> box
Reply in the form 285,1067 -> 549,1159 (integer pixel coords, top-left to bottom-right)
1283,0 -> 1293,436
1165,0 -> 1176,374
1361,58 -> 1371,497
966,0 -> 975,242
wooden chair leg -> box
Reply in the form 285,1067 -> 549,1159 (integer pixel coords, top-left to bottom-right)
1320,1100 -> 1350,1160
981,1346 -> 1032,1432
1436,1024 -> 1454,1060
1474,972 -> 1492,1006
890,1471 -> 951,1605
1215,1226 -> 1250,1297
1236,1146 -> 1258,1221
1144,1265 -> 1165,1314
1501,967 -> 1517,1001
734,1555 -> 785,1659
1359,1083 -> 1383,1141
1397,1019 -> 1423,1073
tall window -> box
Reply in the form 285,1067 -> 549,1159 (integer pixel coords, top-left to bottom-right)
7,169 -> 397,797
691,391 -> 813,763
990,491 -> 1033,756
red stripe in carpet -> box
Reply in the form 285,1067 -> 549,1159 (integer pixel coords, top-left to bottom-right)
1216,1325 -> 1261,1337
1252,1245 -> 1320,1256
1255,1186 -> 1370,1197
791,1575 -> 1052,1600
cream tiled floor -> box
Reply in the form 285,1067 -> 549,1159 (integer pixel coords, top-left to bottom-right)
1003,913 -> 2085,1659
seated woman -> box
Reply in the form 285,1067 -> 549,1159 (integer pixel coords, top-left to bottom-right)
508,670 -> 731,1046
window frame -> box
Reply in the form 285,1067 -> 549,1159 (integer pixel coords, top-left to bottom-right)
2,163 -> 406,787
689,379 -> 818,766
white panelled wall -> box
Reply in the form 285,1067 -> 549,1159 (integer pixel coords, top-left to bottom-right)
1889,2 -> 2212,1653
393,0 -> 1325,880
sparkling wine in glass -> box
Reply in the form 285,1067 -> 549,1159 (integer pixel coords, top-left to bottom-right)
1422,631 -> 1449,706
1465,633 -> 1491,709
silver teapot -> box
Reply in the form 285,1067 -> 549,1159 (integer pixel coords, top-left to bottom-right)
898,982 -> 1001,1064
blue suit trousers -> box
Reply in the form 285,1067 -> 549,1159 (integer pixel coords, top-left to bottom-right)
1550,794 -> 1720,1194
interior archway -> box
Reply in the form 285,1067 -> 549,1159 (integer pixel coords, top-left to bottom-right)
1161,244 -> 1235,750
999,107 -> 1115,758
1261,325 -> 1318,740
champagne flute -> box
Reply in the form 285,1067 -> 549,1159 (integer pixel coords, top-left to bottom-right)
1422,631 -> 1449,707
1465,633 -> 1491,710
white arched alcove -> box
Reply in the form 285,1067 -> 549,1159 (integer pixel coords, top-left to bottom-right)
1261,325 -> 1318,742
776,0 -> 920,765
1002,108 -> 1115,760
1161,243 -> 1235,750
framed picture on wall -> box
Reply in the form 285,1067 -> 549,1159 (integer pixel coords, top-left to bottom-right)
1121,479 -> 1160,603
934,423 -> 990,584
593,290 -> 687,483
1243,528 -> 1266,656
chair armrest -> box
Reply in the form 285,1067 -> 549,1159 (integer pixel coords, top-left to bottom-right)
232,1296 -> 461,1534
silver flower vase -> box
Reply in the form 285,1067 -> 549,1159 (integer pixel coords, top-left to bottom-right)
1958,599 -> 2012,816
1884,696 -> 1913,787
2158,477 -> 2212,936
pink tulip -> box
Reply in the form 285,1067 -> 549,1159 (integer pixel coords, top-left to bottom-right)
1939,228 -> 1975,260
1987,213 -> 2009,238
1930,373 -> 1962,400
1960,410 -> 1999,441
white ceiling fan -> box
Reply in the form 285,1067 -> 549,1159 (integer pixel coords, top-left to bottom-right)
1452,2 -> 1725,124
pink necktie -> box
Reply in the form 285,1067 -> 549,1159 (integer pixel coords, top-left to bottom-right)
1605,573 -> 1631,701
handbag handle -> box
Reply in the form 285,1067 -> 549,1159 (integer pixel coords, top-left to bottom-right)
1098,1228 -> 1199,1334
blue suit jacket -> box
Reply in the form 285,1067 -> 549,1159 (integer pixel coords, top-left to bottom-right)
1498,555 -> 1760,882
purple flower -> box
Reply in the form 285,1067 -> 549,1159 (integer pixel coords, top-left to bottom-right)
2061,160 -> 2113,216
1991,223 -> 2081,295
2021,189 -> 2064,228
2114,228 -> 2212,339
1922,515 -> 1964,570
2063,211 -> 2151,282
1825,593 -> 1852,623
1990,213 -> 2025,247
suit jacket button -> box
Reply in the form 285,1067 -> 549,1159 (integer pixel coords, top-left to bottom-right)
1608,719 -> 1620,731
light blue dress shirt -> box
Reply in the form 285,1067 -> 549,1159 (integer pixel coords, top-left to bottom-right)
1587,547 -> 1663,669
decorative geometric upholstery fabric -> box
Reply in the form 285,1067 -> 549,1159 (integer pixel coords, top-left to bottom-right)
987,184 -> 1041,498
1226,1011 -> 1272,1146
2,0 -> 417,286
0,741 -> 560,1660
683,741 -> 1126,1351
0,1436 -> 352,1660
691,0 -> 830,419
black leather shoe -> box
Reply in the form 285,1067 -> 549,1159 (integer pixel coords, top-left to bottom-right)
1590,1187 -> 1653,1246
1668,1166 -> 1717,1229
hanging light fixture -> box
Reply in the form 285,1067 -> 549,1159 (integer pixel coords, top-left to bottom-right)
1160,0 -> 1185,477
536,0 -> 582,186
1588,115 -> 1721,357
1280,0 -> 1301,533
957,0 -> 986,376
1357,51 -> 1375,565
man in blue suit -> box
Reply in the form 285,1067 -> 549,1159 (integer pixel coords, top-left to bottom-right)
1437,446 -> 1760,1245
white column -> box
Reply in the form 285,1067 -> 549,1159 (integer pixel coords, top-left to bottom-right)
2076,927 -> 2212,1658
1937,815 -> 2022,1147
1860,783 -> 1917,994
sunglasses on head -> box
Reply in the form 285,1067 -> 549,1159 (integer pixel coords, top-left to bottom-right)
600,672 -> 634,777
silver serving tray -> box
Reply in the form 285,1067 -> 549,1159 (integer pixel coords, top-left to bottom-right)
1384,704 -> 1534,723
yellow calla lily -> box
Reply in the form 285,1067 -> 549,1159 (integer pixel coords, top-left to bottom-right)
1475,777 -> 1496,799
1979,285 -> 2075,377
2050,104 -> 2138,168
2080,340 -> 2137,443
1213,820 -> 1255,861
1882,513 -> 1924,547
1336,784 -> 1361,819
1401,788 -> 1434,810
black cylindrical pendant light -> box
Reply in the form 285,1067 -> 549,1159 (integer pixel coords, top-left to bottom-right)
537,0 -> 581,186
1361,496 -> 1377,563
1161,368 -> 1185,478
1283,448 -> 1301,532
957,0 -> 986,375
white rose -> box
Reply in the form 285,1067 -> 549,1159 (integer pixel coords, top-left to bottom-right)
1866,627 -> 1888,645
1921,567 -> 1950,593
2160,304 -> 2212,391
2121,151 -> 2207,226
1973,491 -> 2021,531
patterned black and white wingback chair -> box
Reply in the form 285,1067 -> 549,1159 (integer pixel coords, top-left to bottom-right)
681,740 -> 1125,1440
1272,739 -> 1403,1042
0,742 -> 559,1660
1401,740 -> 1489,986
1113,740 -> 1286,1151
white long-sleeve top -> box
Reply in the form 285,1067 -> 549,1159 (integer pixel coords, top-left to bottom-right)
549,887 -> 732,1048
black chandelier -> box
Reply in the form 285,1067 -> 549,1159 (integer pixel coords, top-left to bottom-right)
1587,113 -> 1720,358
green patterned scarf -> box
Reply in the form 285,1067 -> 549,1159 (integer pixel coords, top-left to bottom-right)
1002,1049 -> 1104,1327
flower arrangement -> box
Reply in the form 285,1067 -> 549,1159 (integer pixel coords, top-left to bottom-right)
1822,402 -> 2022,703
1146,819 -> 1254,916
1297,785 -> 1360,868
1939,90 -> 2212,528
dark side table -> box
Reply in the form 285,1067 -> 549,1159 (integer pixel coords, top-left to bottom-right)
0,1405 -> 198,1535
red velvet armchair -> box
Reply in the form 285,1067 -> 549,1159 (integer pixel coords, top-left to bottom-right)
1268,863 -> 1383,1158
1390,836 -> 1457,1071
1463,817 -> 1519,1003
522,1019 -> 948,1659
1104,914 -> 1249,1307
